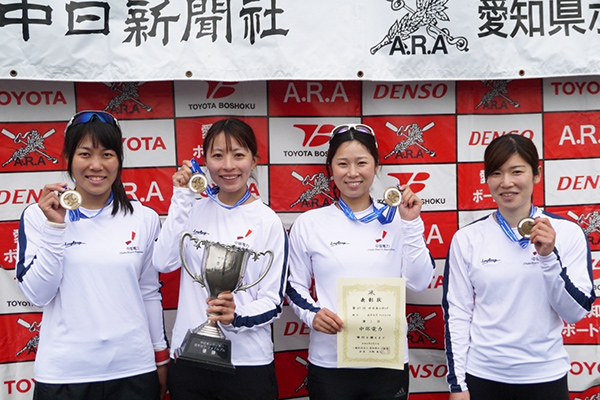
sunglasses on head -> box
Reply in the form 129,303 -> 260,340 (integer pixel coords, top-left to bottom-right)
65,110 -> 120,133
330,124 -> 377,146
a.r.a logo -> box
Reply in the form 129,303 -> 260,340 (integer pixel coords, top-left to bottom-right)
370,0 -> 468,56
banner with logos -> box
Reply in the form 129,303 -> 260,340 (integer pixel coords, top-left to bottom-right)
1,1 -> 600,82
0,77 -> 599,400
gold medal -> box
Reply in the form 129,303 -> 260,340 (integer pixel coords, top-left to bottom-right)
189,173 -> 208,194
517,217 -> 535,238
59,189 -> 82,210
383,186 -> 402,207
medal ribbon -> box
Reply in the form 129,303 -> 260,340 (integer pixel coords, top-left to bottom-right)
190,158 -> 251,210
495,205 -> 536,249
68,192 -> 113,222
337,197 -> 396,225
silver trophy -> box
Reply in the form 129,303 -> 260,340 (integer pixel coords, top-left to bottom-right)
176,232 -> 274,372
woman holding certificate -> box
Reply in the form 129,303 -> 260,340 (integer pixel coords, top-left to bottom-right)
16,111 -> 168,400
286,123 -> 435,400
153,118 -> 288,400
443,134 -> 596,400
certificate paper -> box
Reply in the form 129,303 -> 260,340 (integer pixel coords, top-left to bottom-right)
337,277 -> 406,369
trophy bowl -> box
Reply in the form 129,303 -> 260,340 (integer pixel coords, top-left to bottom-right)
175,232 -> 274,371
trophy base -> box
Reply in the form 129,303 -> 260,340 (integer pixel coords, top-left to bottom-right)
176,330 -> 235,374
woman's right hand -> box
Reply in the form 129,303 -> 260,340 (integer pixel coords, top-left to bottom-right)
312,308 -> 344,334
39,183 -> 68,223
172,160 -> 193,188
449,391 -> 470,400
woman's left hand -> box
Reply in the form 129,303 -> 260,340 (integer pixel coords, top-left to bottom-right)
157,364 -> 168,400
398,184 -> 423,221
207,292 -> 236,325
530,217 -> 556,257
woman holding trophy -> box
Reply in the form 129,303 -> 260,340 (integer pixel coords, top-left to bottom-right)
443,134 -> 596,400
16,111 -> 169,400
285,123 -> 435,399
153,118 -> 288,400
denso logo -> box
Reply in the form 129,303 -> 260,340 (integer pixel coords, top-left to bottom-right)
205,82 -> 238,99
283,82 -> 349,104
122,136 -> 167,151
283,321 -> 310,336
469,130 -> 534,146
0,189 -> 41,205
558,125 -> 599,145
0,90 -> 67,106
387,172 -> 429,194
409,363 -> 448,378
373,83 -> 448,100
294,124 -> 333,147
557,175 -> 600,191
550,80 -> 600,96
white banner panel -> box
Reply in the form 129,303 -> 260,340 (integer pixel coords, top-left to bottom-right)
1,1 -> 599,82
544,159 -> 600,206
457,114 -> 543,162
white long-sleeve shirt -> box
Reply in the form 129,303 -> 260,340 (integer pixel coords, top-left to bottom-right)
443,209 -> 596,392
285,203 -> 435,368
153,187 -> 288,366
17,201 -> 167,384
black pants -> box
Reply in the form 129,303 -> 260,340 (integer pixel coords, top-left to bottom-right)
33,371 -> 159,400
307,363 -> 410,400
466,373 -> 570,400
167,358 -> 278,400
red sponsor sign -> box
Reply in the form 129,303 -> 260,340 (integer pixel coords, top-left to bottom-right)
121,167 -> 174,215
543,111 -> 600,160
562,311 -> 600,345
269,165 -> 334,212
457,79 -> 542,114
175,117 -> 269,165
0,313 -> 42,363
75,81 -> 175,119
160,270 -> 180,311
421,211 -> 457,259
274,350 -> 310,398
565,384 -> 600,399
457,163 -> 544,211
406,305 -> 444,350
269,81 -> 361,116
0,221 -> 19,271
409,394 -> 451,400
364,116 -> 457,164
1,122 -> 66,172
545,206 -> 600,252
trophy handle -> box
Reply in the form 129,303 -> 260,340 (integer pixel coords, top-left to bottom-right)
179,232 -> 206,287
236,249 -> 274,292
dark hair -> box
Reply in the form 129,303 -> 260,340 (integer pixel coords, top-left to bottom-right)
484,134 -> 540,180
203,118 -> 258,158
63,116 -> 133,215
325,126 -> 379,199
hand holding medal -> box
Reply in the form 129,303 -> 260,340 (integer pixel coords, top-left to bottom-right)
394,184 -> 423,221
37,182 -> 71,224
527,217 -> 556,257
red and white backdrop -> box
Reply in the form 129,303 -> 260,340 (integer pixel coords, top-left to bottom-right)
0,1 -> 600,400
